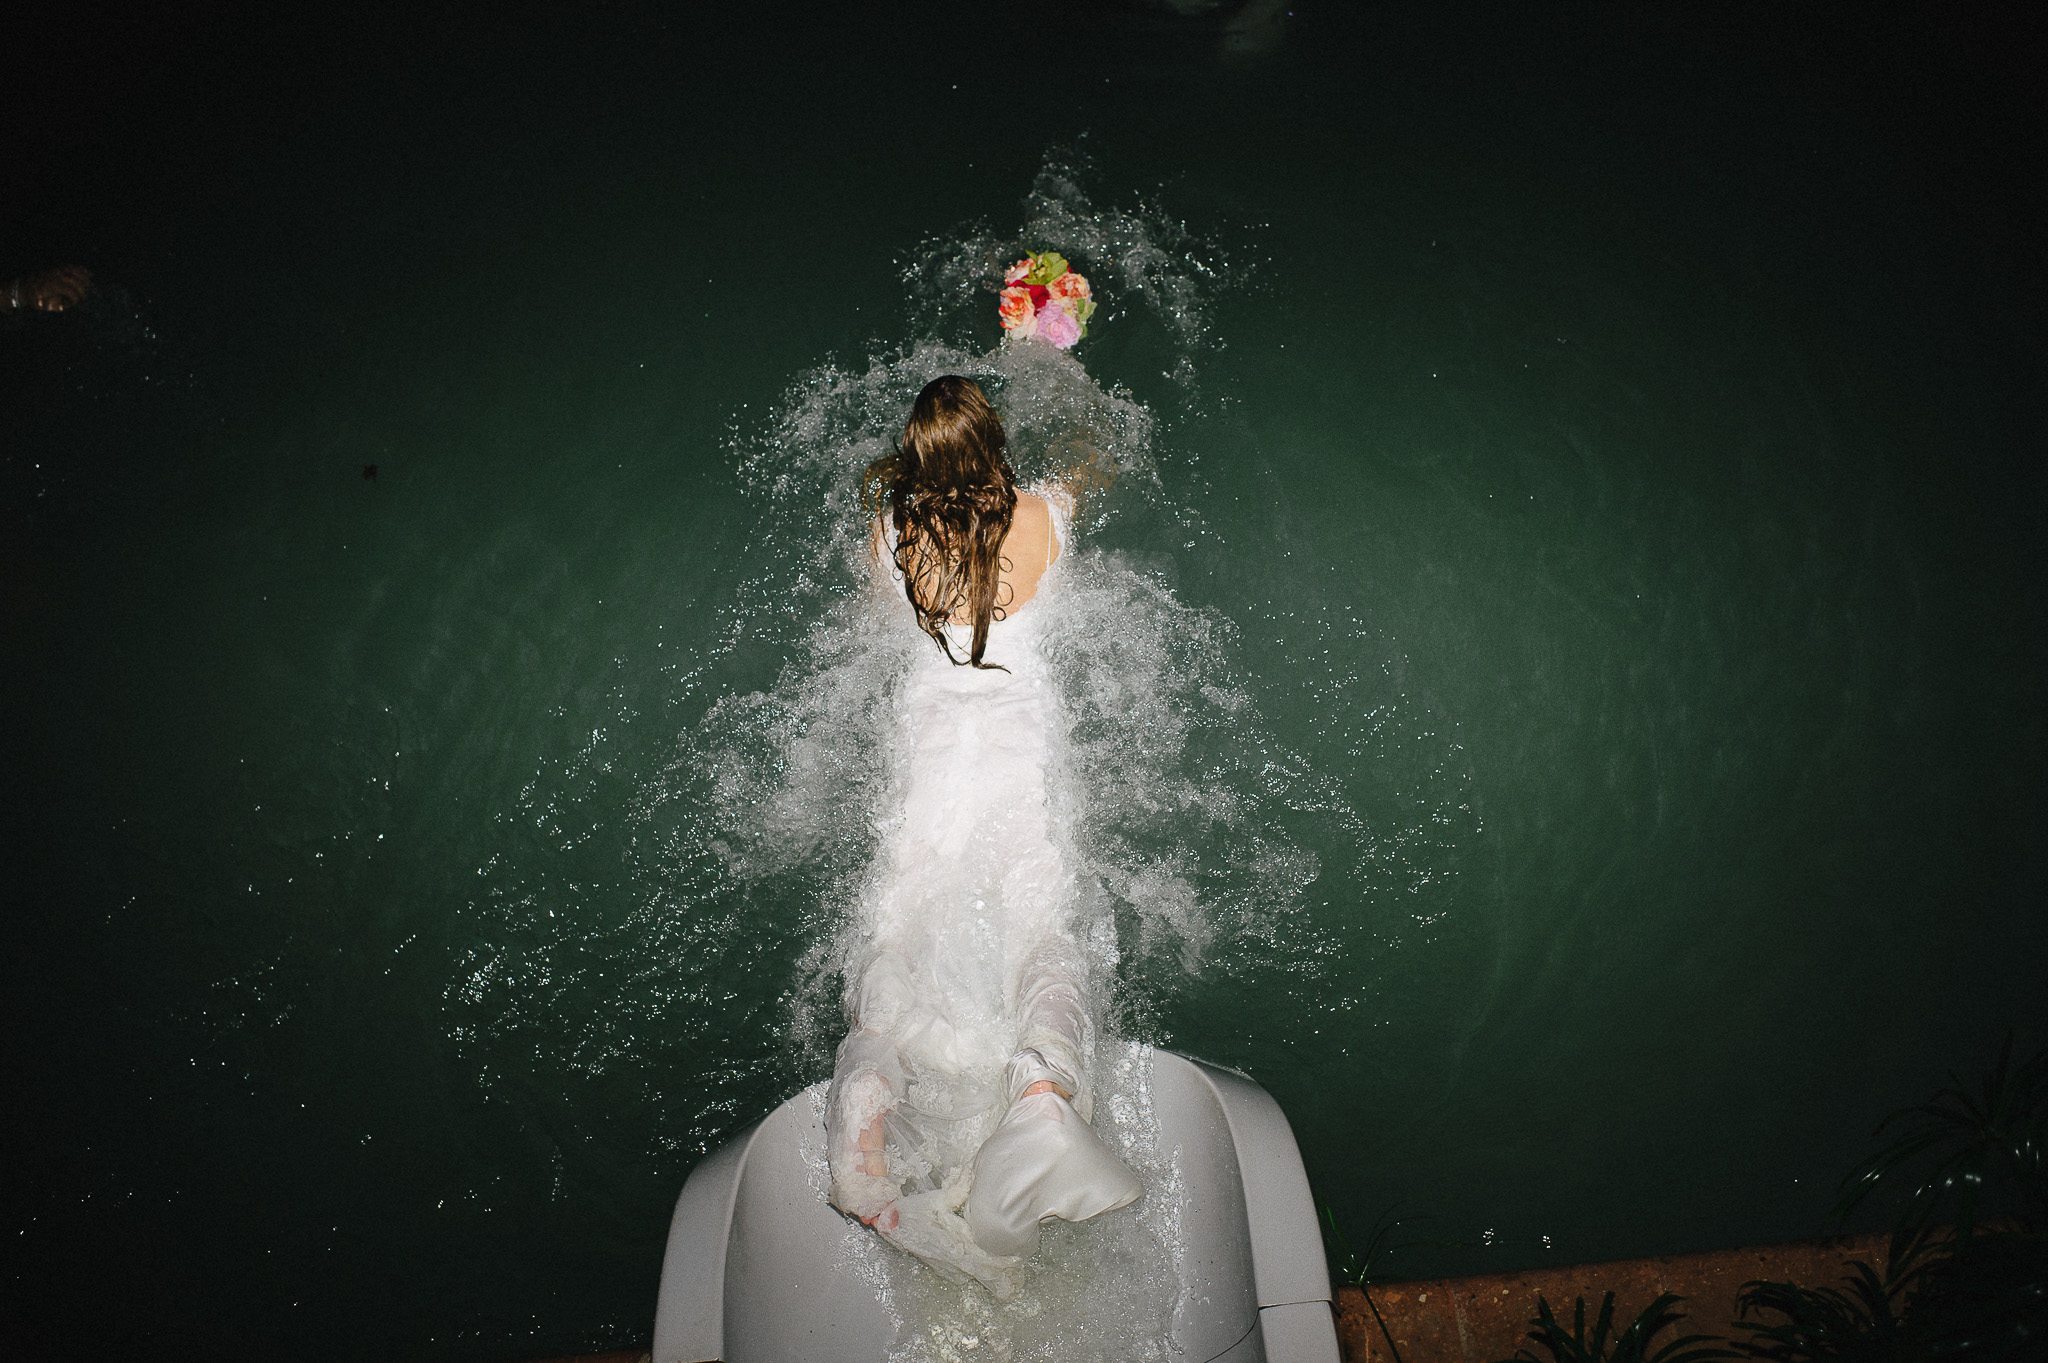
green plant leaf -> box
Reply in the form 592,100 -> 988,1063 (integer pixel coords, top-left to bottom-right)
1505,1292 -> 1735,1363
1833,1034 -> 2048,1249
1734,1262 -> 1912,1363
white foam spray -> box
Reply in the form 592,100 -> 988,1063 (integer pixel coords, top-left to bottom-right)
443,160 -> 1474,1358
627,170 -> 1334,1356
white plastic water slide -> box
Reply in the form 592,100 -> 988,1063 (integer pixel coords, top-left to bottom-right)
652,1047 -> 1342,1362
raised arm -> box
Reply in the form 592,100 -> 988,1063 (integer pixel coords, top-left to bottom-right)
1045,432 -> 1117,520
862,452 -> 902,586
860,451 -> 901,523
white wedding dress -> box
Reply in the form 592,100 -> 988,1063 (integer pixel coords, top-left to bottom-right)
825,487 -> 1141,1294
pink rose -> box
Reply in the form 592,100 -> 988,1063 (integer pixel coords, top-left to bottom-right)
1048,270 -> 1090,303
1037,300 -> 1082,349
998,286 -> 1038,336
1004,259 -> 1032,284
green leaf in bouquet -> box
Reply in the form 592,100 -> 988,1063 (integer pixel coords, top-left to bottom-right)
1025,251 -> 1070,286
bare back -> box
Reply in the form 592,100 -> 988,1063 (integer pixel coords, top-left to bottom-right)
877,490 -> 1064,624
996,491 -> 1061,616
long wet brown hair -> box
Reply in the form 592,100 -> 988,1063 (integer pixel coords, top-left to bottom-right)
889,376 -> 1018,669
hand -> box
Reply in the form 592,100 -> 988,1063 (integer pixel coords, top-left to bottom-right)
23,266 -> 93,311
854,1111 -> 898,1229
858,1113 -> 888,1176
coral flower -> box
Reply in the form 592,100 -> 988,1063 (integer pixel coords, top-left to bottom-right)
1048,270 -> 1091,303
1004,259 -> 1032,284
997,286 -> 1038,336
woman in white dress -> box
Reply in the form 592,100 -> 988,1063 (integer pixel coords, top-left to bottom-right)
825,375 -> 1140,1291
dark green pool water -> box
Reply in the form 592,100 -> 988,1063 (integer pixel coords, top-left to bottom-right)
6,3 -> 2042,1358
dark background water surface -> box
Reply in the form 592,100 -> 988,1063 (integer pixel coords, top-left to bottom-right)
5,2 -> 2043,1359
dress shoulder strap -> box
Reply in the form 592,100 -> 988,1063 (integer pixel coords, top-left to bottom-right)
1029,482 -> 1072,563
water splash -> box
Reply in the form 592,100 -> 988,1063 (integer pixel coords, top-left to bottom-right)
440,161 -> 1466,1353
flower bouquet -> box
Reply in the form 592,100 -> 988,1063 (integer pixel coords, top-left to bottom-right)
998,251 -> 1096,350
